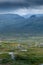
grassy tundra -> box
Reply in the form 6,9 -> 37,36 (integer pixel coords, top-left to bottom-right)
0,37 -> 43,65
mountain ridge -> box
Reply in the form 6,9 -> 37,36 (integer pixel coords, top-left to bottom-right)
0,14 -> 43,36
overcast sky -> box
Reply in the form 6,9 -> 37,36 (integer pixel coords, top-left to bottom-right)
0,0 -> 43,16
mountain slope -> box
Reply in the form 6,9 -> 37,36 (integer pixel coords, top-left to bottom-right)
21,15 -> 43,34
0,14 -> 25,33
0,14 -> 43,36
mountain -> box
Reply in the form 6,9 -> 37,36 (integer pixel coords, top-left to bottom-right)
0,14 -> 43,36
20,14 -> 43,35
0,14 -> 25,33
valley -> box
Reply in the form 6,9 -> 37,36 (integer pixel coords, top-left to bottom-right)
0,36 -> 43,65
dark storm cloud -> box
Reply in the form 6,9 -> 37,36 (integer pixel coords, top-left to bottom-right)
0,0 -> 43,10
0,1 -> 29,10
26,0 -> 43,5
1,0 -> 43,5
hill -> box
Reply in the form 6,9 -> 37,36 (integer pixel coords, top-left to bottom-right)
0,14 -> 43,36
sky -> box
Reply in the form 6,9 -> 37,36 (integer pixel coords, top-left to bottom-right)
0,0 -> 43,16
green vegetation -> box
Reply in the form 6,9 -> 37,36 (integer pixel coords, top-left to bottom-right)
0,37 -> 43,65
0,50 -> 43,65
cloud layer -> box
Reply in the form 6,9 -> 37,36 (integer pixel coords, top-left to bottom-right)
0,0 -> 43,15
0,0 -> 43,8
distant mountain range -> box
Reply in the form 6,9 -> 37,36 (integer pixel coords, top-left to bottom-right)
0,14 -> 43,36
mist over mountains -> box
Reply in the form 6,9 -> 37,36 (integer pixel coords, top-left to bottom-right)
0,14 -> 43,36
